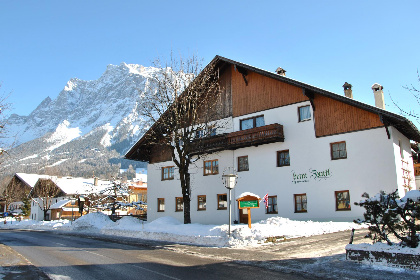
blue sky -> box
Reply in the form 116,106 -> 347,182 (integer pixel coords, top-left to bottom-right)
1,1 -> 419,125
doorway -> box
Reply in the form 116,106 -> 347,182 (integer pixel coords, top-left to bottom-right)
239,208 -> 248,224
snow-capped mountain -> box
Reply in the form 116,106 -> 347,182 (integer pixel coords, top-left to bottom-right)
2,63 -> 165,178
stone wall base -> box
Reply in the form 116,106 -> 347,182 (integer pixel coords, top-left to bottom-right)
346,249 -> 420,270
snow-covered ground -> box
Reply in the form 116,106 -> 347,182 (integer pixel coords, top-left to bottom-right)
1,213 -> 367,247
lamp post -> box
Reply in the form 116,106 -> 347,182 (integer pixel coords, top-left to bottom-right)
222,173 -> 237,237
71,199 -> 76,225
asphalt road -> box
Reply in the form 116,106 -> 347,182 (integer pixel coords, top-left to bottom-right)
0,229 -> 419,280
0,229 -> 316,280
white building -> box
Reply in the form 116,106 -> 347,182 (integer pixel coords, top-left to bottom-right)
126,56 -> 420,224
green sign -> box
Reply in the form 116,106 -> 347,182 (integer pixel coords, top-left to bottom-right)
239,200 -> 259,208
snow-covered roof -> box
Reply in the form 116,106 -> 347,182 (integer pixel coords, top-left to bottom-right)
16,173 -> 50,188
14,173 -> 114,195
236,192 -> 261,200
53,176 -> 113,195
50,199 -> 71,209
135,173 -> 147,182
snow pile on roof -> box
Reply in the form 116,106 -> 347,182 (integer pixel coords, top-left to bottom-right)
51,199 -> 70,209
16,173 -> 50,188
236,192 -> 260,200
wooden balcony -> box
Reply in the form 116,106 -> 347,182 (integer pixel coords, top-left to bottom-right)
190,123 -> 284,155
227,123 -> 284,149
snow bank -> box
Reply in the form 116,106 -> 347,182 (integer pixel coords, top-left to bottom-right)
0,214 -> 366,248
346,242 -> 420,255
72,212 -> 114,230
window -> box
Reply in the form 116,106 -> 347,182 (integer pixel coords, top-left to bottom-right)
204,159 -> 219,175
266,196 -> 278,214
208,127 -> 216,137
197,195 -> 206,211
162,166 -> 174,180
294,194 -> 307,213
196,127 -> 216,138
157,198 -> 165,212
240,115 -> 265,130
277,150 -> 290,167
217,194 -> 227,210
298,105 -> 311,122
330,141 -> 347,160
175,197 -> 183,212
335,190 -> 351,211
195,129 -> 206,139
238,156 -> 249,172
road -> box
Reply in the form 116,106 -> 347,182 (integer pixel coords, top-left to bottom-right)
0,229 -> 316,280
0,229 -> 419,280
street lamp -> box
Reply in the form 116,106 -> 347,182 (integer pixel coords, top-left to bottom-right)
222,173 -> 237,237
71,199 -> 76,225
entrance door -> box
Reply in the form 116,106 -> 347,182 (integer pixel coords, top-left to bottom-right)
239,208 -> 248,224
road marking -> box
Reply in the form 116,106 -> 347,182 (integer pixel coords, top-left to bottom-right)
130,264 -> 182,280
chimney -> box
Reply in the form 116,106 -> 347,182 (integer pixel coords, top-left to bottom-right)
94,177 -> 99,186
343,82 -> 353,99
371,83 -> 385,109
276,67 -> 286,77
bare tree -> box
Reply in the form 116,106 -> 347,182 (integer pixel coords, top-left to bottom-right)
390,70 -> 420,124
138,54 -> 223,224
0,85 -> 15,169
30,178 -> 65,220
2,175 -> 31,213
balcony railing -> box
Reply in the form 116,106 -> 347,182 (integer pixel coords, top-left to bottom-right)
227,123 -> 284,149
190,123 -> 284,155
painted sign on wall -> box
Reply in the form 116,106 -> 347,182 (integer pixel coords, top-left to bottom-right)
292,168 -> 332,184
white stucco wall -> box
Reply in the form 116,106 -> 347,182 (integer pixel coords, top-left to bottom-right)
389,127 -> 416,195
30,196 -> 67,221
147,101 -> 413,224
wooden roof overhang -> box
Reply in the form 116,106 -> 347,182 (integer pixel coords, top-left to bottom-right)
125,56 -> 233,162
125,56 -> 420,163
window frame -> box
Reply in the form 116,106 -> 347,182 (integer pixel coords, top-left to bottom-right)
204,159 -> 219,176
239,115 -> 265,130
197,195 -> 206,211
330,141 -> 347,160
277,150 -> 290,167
175,197 -> 183,212
298,105 -> 311,122
266,195 -> 278,214
161,166 -> 175,181
237,156 -> 249,172
335,190 -> 351,211
157,198 -> 165,212
217,193 -> 227,210
294,193 -> 307,213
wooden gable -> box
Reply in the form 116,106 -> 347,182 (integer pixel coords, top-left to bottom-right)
230,64 -> 308,117
313,94 -> 384,137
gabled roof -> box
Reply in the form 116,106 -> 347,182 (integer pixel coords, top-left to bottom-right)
13,173 -> 114,196
15,173 -> 50,188
125,55 -> 420,162
212,55 -> 420,142
50,199 -> 71,209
